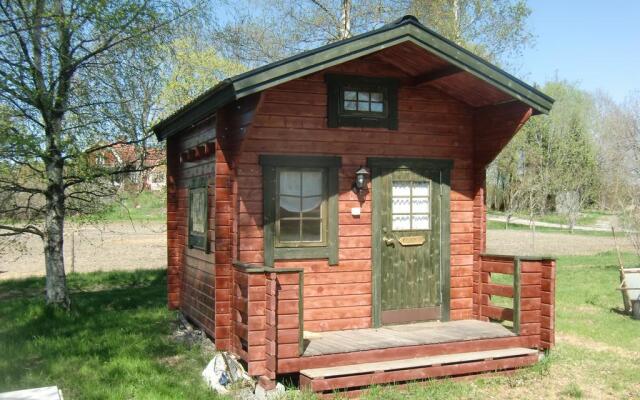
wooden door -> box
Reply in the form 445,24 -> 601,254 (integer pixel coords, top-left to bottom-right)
370,158 -> 451,325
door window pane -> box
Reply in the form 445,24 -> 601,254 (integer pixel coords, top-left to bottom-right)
392,215 -> 411,230
412,214 -> 430,230
392,182 -> 411,196
413,181 -> 430,196
412,197 -> 429,213
392,197 -> 411,214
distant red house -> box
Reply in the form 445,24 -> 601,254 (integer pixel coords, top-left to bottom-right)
96,143 -> 166,191
153,16 -> 556,394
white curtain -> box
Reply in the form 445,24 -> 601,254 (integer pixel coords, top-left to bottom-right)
279,170 -> 322,213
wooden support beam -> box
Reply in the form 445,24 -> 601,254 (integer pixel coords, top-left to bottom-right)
412,66 -> 463,86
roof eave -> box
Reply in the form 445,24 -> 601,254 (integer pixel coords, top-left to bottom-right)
152,80 -> 235,141
152,16 -> 554,141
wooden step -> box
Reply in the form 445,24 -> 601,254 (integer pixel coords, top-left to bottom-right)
300,347 -> 538,393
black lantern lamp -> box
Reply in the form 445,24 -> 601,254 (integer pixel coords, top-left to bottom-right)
352,166 -> 370,194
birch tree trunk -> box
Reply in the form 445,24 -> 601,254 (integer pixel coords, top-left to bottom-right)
339,0 -> 352,39
44,120 -> 70,308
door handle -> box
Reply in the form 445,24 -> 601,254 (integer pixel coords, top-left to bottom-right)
383,236 -> 395,246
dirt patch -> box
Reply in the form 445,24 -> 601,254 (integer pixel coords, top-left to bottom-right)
0,221 -> 166,281
158,354 -> 186,367
557,333 -> 640,360
487,229 -> 634,256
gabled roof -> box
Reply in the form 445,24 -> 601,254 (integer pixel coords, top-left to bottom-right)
153,15 -> 554,141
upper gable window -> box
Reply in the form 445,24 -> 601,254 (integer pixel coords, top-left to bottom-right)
326,74 -> 398,130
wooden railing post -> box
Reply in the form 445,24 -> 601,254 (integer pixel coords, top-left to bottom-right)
513,257 -> 521,334
231,261 -> 304,380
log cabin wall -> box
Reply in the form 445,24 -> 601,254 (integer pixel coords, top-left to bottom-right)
234,57 -> 478,332
166,119 -> 216,338
215,95 -> 263,350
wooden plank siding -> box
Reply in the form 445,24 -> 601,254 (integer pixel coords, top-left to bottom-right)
166,119 -> 216,338
478,255 -> 556,350
215,94 -> 263,351
234,58 -> 477,332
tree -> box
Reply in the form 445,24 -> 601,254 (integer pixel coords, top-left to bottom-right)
159,34 -> 246,115
406,0 -> 533,63
212,0 -> 533,67
488,81 -> 601,235
596,91 -> 640,255
0,0 -> 194,308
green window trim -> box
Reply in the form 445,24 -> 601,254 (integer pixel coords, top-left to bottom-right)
260,155 -> 341,266
188,176 -> 210,252
326,74 -> 399,130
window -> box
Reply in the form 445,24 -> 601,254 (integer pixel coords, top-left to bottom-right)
277,169 -> 326,246
188,177 -> 209,251
326,74 -> 398,130
391,180 -> 431,231
343,89 -> 385,113
260,155 -> 340,266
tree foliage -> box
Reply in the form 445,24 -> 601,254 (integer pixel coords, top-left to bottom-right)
0,0 -> 197,307
212,0 -> 533,67
487,81 -> 601,229
159,35 -> 246,115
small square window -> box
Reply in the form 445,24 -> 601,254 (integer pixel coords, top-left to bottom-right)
326,74 -> 398,130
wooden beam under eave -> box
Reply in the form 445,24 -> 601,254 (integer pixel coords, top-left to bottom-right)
412,66 -> 463,86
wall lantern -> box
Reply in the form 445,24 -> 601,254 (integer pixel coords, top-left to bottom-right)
352,166 -> 370,194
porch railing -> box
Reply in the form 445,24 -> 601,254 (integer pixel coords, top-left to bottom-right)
231,261 -> 304,379
479,254 -> 556,350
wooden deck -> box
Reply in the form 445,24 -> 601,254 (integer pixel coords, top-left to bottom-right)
302,320 -> 515,357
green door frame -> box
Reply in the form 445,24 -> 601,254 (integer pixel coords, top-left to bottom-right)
368,157 -> 453,327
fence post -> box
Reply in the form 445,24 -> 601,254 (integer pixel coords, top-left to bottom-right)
513,257 -> 521,334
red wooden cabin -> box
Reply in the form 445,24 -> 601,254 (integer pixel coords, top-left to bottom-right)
153,16 -> 556,394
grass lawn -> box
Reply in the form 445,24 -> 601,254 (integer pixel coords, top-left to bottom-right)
0,270 -> 218,399
72,190 -> 167,223
2,251 -> 639,399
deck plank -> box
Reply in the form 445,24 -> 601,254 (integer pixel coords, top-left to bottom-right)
303,320 -> 515,356
301,347 -> 537,378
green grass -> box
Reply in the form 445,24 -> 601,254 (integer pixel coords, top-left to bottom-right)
2,251 -> 640,399
0,270 -> 218,399
72,190 -> 167,223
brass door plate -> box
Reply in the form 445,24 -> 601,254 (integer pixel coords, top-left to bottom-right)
398,236 -> 425,246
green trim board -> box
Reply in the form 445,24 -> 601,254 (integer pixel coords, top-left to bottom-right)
369,157 -> 452,327
153,15 -> 554,140
259,155 -> 340,266
187,176 -> 209,252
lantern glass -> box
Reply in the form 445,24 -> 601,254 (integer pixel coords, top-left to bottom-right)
353,167 -> 369,193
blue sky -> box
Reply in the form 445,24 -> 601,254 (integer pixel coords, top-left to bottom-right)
519,1 -> 640,101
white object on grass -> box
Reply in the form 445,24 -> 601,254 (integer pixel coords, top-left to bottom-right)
0,386 -> 63,400
202,353 -> 252,394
